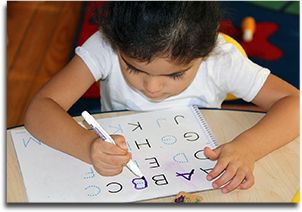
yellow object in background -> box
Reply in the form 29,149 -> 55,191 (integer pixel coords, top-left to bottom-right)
242,17 -> 256,42
291,189 -> 300,203
219,33 -> 247,101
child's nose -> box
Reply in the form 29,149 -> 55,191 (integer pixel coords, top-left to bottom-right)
143,76 -> 164,94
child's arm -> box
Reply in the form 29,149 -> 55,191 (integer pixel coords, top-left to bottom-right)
204,74 -> 299,193
24,55 -> 132,176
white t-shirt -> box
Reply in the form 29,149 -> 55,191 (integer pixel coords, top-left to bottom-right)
75,31 -> 270,112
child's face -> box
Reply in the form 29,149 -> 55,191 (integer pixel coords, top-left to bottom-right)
118,52 -> 202,100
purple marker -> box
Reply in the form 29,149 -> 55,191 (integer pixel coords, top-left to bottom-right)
82,110 -> 144,178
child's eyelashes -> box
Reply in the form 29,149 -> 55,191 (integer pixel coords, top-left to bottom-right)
169,73 -> 185,80
125,65 -> 185,80
126,65 -> 141,74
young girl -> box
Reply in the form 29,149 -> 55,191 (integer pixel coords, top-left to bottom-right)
24,2 -> 299,194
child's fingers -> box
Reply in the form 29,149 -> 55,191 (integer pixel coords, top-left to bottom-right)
204,146 -> 221,160
90,136 -> 132,177
99,151 -> 132,165
206,156 -> 229,181
111,135 -> 129,150
93,161 -> 124,176
220,169 -> 247,193
100,140 -> 129,155
99,167 -> 123,177
91,151 -> 132,176
211,162 -> 238,188
237,172 -> 255,190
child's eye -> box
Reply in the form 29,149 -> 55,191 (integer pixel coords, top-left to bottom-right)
126,64 -> 185,80
169,73 -> 185,80
126,65 -> 141,74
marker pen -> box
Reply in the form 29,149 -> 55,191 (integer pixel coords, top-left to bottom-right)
81,110 -> 144,178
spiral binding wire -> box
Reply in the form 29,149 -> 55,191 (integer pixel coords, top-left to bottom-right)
191,105 -> 219,148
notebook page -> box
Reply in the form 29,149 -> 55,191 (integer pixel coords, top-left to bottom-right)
11,106 -> 218,202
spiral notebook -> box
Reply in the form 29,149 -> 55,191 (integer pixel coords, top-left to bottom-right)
11,105 -> 219,202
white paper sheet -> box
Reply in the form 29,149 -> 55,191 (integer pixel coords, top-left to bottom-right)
11,106 -> 217,202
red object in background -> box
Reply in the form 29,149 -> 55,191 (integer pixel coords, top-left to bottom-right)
78,2 -> 106,98
77,10 -> 98,46
78,3 -> 284,99
241,22 -> 283,60
219,19 -> 283,61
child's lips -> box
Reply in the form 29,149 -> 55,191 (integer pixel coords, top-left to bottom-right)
144,92 -> 167,100
146,94 -> 161,99
139,89 -> 172,101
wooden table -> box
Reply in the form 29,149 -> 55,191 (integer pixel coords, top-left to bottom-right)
7,109 -> 299,202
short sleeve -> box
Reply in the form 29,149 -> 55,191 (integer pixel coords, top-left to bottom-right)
75,31 -> 113,81
212,36 -> 271,102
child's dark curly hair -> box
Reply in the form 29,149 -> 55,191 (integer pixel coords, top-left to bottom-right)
93,1 -> 221,65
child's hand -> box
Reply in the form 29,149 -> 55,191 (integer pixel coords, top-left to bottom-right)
90,135 -> 132,176
204,141 -> 256,193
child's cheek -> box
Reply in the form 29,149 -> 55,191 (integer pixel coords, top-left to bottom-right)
126,75 -> 144,90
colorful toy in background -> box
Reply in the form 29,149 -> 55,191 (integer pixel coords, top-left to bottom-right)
242,17 -> 256,42
71,1 -> 299,109
172,191 -> 204,203
219,18 -> 283,61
